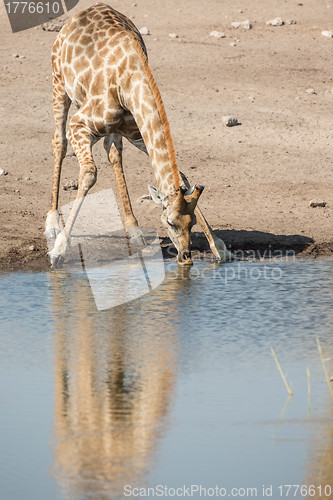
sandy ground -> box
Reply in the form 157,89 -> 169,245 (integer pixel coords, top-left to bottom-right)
0,0 -> 332,270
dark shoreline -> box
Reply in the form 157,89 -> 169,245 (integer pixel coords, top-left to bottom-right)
0,230 -> 332,272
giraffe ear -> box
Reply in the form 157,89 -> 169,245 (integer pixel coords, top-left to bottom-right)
148,185 -> 166,205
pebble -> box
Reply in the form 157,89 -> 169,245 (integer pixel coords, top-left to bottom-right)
287,19 -> 297,25
29,245 -> 36,251
266,18 -> 284,26
309,200 -> 327,208
0,169 -> 8,176
132,2 -> 137,5
231,20 -> 252,29
230,42 -> 237,46
42,19 -> 67,32
25,176 -> 31,181
139,26 -> 150,35
169,33 -> 179,38
210,31 -> 226,38
306,88 -> 316,94
322,30 -> 333,38
137,194 -> 152,203
63,179 -> 78,191
12,54 -> 20,58
222,116 -> 240,127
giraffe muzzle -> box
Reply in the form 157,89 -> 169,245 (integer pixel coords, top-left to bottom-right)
178,250 -> 193,266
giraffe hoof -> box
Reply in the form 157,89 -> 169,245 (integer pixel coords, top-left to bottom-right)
127,226 -> 147,249
48,249 -> 65,269
48,231 -> 69,268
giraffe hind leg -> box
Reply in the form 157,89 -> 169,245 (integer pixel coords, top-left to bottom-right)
45,75 -> 71,240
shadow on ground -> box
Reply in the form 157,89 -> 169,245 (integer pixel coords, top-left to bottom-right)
162,229 -> 315,260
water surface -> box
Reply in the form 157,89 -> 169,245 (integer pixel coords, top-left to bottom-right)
0,258 -> 332,499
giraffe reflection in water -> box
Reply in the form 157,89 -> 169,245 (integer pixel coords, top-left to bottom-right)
50,269 -> 183,499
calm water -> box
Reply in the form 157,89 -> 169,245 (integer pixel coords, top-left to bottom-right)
0,258 -> 333,500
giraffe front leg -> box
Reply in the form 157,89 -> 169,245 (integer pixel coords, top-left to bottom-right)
104,134 -> 146,251
179,170 -> 234,261
49,118 -> 97,268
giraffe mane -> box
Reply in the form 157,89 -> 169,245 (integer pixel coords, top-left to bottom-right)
133,39 -> 180,191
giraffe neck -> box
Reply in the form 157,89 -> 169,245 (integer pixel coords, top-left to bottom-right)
123,41 -> 181,196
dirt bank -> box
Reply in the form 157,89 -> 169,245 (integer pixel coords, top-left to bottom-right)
0,0 -> 332,271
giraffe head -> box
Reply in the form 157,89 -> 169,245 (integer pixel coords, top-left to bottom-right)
148,184 -> 204,265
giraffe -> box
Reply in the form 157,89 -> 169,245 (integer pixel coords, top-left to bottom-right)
45,2 -> 233,267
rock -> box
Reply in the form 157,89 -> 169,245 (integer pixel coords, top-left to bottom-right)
12,54 -> 19,58
222,116 -> 240,127
309,200 -> 327,208
322,30 -> 333,38
42,18 -> 67,32
63,179 -> 78,191
169,33 -> 179,38
210,31 -> 226,38
287,19 -> 297,24
230,42 -> 237,46
139,26 -> 150,35
29,245 -> 36,251
266,18 -> 284,26
231,20 -> 252,30
306,88 -> 316,94
0,169 -> 8,176
137,194 -> 152,203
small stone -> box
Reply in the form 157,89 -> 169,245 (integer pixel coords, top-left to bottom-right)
230,42 -> 237,46
238,9 -> 243,13
309,200 -> 327,208
137,194 -> 152,203
139,26 -> 150,35
25,176 -> 31,181
231,20 -> 252,29
0,169 -> 8,176
19,55 -> 26,59
222,116 -> 240,127
287,19 -> 297,24
29,245 -> 36,251
132,2 -> 137,5
15,189 -> 20,193
210,30 -> 226,38
12,54 -> 19,58
169,33 -> 179,38
306,88 -> 316,94
63,179 -> 78,191
42,19 -> 67,32
322,30 -> 333,38
266,18 -> 284,26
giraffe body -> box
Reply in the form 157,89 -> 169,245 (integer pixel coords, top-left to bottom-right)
46,2 -> 232,267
